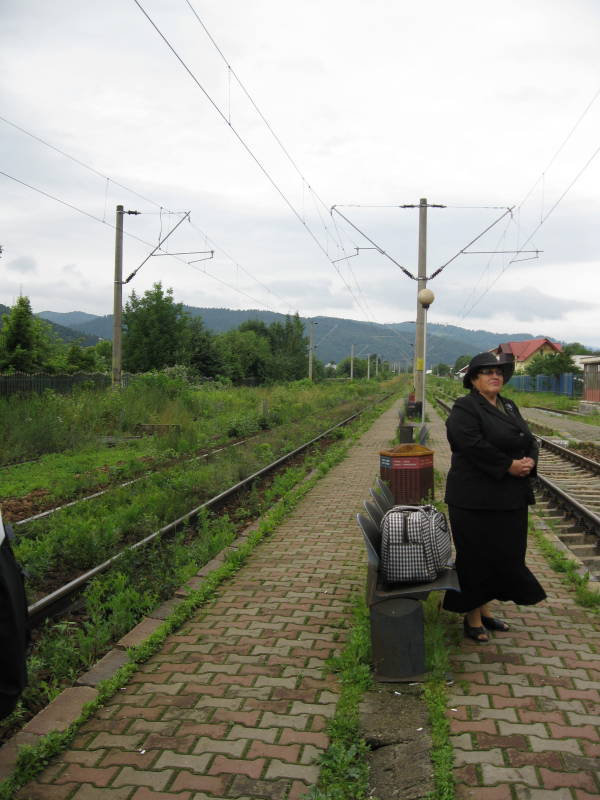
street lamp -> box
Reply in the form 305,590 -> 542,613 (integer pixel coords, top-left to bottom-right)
417,288 -> 435,423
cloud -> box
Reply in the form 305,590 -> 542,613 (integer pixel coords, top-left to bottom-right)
5,255 -> 37,273
61,263 -> 90,286
438,285 -> 593,322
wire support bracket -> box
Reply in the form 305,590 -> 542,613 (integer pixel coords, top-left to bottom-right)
330,206 -> 417,280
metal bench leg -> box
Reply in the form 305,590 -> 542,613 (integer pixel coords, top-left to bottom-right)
369,598 -> 426,682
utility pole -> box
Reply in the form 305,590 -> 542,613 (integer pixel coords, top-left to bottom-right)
308,320 -> 317,380
414,198 -> 428,416
350,344 -> 354,380
367,354 -> 371,380
112,205 -> 124,388
112,204 -> 140,388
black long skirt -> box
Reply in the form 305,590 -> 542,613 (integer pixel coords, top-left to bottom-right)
442,505 -> 546,614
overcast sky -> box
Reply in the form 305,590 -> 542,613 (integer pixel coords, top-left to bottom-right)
2,0 -> 600,346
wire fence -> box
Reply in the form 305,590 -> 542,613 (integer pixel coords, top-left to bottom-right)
509,373 -> 582,398
0,372 -> 115,397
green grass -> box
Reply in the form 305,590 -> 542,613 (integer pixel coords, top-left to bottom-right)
0,389 -> 399,790
305,598 -> 373,800
0,374 -> 396,466
531,518 -> 600,610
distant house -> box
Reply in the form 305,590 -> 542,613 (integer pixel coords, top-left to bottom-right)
493,338 -> 562,373
581,356 -> 600,403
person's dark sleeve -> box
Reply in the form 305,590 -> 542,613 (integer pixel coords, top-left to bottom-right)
447,401 -> 513,480
514,402 -> 539,476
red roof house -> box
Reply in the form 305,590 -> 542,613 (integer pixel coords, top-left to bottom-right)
493,338 -> 562,372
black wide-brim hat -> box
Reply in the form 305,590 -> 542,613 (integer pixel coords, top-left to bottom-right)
463,352 -> 515,389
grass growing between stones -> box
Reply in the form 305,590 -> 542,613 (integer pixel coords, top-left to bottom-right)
306,599 -> 373,800
423,595 -> 461,800
0,391 -> 398,800
531,520 -> 600,611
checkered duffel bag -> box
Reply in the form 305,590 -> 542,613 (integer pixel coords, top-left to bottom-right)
381,504 -> 451,584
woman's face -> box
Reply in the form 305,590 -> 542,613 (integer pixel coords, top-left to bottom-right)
471,367 -> 504,396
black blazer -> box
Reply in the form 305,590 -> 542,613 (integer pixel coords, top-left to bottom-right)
444,390 -> 538,510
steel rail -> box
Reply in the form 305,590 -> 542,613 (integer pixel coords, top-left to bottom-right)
27,401 -> 386,625
16,439 -> 249,527
433,392 -> 600,550
534,473 -> 600,536
532,405 -> 585,418
537,436 -> 600,474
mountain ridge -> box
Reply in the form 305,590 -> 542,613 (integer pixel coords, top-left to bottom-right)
35,307 -> 565,367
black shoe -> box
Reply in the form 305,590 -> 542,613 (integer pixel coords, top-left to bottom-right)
481,615 -> 509,632
463,616 -> 489,643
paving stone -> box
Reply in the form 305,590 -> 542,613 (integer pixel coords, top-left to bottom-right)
481,764 -> 539,786
23,687 -> 98,735
514,788 -> 573,800
15,784 -> 79,800
153,751 -> 211,772
77,650 -> 130,687
117,617 -> 165,649
454,748 -> 504,766
264,760 -> 320,782
528,735 -> 583,755
111,766 -> 173,790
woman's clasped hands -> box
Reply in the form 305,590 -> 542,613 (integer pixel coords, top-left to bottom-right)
508,457 -> 535,478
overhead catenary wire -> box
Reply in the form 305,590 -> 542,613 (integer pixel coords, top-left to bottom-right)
458,84 -> 600,322
0,169 -> 288,314
517,83 -> 600,209
0,113 -> 301,315
427,206 -> 514,279
183,1 -> 346,242
0,114 -> 168,213
132,2 -> 331,265
134,0 -> 377,324
330,206 -> 417,280
465,139 -> 600,316
460,137 -> 600,319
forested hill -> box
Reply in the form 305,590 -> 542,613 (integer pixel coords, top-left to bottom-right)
0,304 -> 99,346
35,306 -> 544,367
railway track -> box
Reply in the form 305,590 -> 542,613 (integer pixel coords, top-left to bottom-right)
24,398 -> 389,627
433,395 -> 600,578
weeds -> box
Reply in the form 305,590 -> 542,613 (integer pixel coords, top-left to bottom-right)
0,389 -> 396,796
306,599 -> 372,800
531,521 -> 600,610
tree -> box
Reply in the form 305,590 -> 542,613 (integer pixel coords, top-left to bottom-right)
185,317 -> 221,378
94,340 -> 113,372
0,296 -> 61,372
337,356 -> 367,378
64,343 -> 97,373
525,351 -> 579,377
563,342 -> 599,356
432,362 -> 451,376
453,354 -> 472,373
122,283 -> 191,372
267,314 -> 308,381
216,329 -> 272,383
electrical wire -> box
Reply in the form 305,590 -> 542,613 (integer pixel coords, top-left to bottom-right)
133,1 -> 329,263
517,83 -> 600,209
460,137 -> 600,318
0,168 -> 288,315
136,0 -> 375,323
428,207 -> 514,280
0,114 -> 168,212
0,112 -> 302,314
330,206 -> 417,280
183,1 -> 342,237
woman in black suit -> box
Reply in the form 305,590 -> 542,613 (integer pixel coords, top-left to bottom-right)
443,352 -> 546,642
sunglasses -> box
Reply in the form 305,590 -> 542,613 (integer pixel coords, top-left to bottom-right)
477,367 -> 504,377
